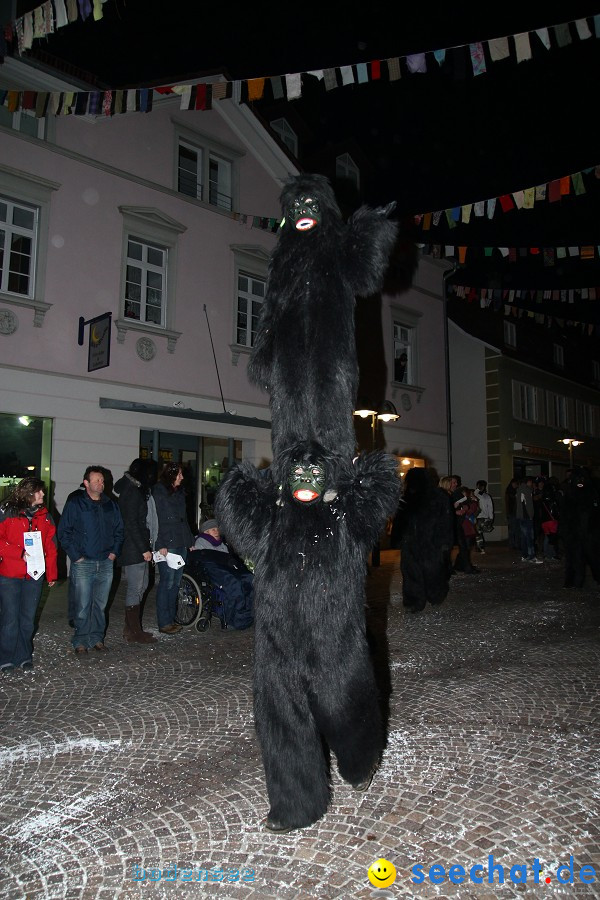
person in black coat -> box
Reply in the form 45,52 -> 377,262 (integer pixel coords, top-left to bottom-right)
559,466 -> 600,589
114,458 -> 158,643
152,462 -> 193,634
391,468 -> 454,612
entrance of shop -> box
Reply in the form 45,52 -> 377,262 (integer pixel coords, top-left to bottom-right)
139,430 -> 241,534
0,411 -> 53,506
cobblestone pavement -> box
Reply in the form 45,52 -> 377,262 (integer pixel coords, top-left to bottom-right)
1,546 -> 599,899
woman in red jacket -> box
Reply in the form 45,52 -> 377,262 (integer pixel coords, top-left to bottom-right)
0,477 -> 57,673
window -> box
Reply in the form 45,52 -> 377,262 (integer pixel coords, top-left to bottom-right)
336,153 -> 360,190
236,272 -> 265,347
125,238 -> 166,327
230,245 -> 269,362
116,207 -> 186,351
0,197 -> 37,297
546,391 -> 569,430
177,136 -> 238,211
553,343 -> 564,368
504,320 -> 517,348
393,323 -> 413,384
270,118 -> 298,156
512,380 -> 542,424
0,107 -> 46,139
576,400 -> 597,437
0,166 -> 58,326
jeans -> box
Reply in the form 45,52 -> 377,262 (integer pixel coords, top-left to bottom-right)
0,575 -> 44,668
122,562 -> 149,608
155,546 -> 187,628
519,519 -> 536,559
70,558 -> 114,648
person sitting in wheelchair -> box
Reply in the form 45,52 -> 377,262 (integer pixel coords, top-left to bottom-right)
191,519 -> 254,629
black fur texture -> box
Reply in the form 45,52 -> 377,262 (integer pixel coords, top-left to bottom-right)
215,442 -> 400,828
560,466 -> 600,588
248,174 -> 398,469
391,468 -> 454,612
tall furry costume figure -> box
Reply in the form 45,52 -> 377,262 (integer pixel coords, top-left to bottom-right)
248,174 -> 398,470
215,441 -> 400,831
560,466 -> 600,589
390,468 -> 454,612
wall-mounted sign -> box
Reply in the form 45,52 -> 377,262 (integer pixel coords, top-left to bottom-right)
78,313 -> 112,372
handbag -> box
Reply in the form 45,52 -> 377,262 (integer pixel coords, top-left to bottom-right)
541,503 -> 558,535
541,519 -> 558,535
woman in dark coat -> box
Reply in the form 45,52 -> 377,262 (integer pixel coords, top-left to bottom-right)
393,468 -> 454,613
152,462 -> 193,634
114,458 -> 158,643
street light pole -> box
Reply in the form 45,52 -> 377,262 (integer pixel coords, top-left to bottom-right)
558,436 -> 583,468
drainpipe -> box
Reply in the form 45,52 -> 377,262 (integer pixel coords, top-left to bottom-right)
442,264 -> 457,475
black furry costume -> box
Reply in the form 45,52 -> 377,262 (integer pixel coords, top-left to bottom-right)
215,441 -> 400,829
560,467 -> 600,588
390,468 -> 454,612
248,174 -> 398,468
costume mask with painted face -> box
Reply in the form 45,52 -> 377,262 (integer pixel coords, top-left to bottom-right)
289,460 -> 326,504
289,194 -> 321,231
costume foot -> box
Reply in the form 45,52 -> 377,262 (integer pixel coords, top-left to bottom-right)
262,816 -> 311,834
352,764 -> 378,792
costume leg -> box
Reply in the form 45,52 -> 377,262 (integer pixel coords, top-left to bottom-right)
310,641 -> 383,787
254,652 -> 330,829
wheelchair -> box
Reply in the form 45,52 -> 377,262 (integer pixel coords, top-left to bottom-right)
175,555 -> 228,632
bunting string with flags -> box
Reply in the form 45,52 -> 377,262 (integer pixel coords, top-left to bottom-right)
447,282 -> 600,331
414,165 -> 599,230
1,0 -> 110,56
420,240 -> 600,267
0,10 -> 598,116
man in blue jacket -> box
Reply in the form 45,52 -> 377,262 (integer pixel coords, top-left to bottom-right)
58,467 -> 124,654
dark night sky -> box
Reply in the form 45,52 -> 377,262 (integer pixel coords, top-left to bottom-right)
14,0 -> 600,290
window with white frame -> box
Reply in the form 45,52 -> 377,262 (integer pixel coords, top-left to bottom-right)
0,107 -> 46,139
512,380 -> 542,423
546,391 -> 569,430
393,322 -> 413,384
231,245 -> 269,353
0,196 -> 37,297
118,207 -> 186,346
177,137 -> 236,211
270,118 -> 298,156
553,343 -> 564,368
0,166 -> 58,325
124,238 -> 166,327
576,400 -> 597,436
336,153 -> 360,191
504,320 -> 517,348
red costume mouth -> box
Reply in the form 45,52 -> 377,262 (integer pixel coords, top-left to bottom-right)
295,217 -> 317,230
294,488 -> 319,502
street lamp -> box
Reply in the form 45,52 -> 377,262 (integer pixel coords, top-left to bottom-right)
353,400 -> 400,449
558,434 -> 584,468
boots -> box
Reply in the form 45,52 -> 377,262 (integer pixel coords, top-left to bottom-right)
124,604 -> 157,644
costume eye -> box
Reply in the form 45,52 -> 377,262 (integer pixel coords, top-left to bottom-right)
311,468 -> 321,476
294,467 -> 304,476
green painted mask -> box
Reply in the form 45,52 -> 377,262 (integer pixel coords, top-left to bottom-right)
288,193 -> 321,231
289,460 -> 326,504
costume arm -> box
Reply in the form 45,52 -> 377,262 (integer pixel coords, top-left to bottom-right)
341,203 -> 398,296
335,451 -> 401,549
215,463 -> 276,559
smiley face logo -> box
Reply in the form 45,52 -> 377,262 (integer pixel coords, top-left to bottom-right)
367,858 -> 397,888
